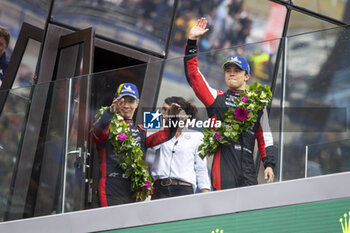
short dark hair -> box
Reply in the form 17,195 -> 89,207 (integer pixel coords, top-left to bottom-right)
164,96 -> 198,119
0,26 -> 10,47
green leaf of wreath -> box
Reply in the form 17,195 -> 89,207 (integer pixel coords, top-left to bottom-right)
199,82 -> 272,159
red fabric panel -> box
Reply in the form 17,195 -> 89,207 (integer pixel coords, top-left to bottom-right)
212,149 -> 222,190
98,148 -> 108,207
256,124 -> 267,159
186,57 -> 216,107
145,128 -> 170,148
94,125 -> 110,144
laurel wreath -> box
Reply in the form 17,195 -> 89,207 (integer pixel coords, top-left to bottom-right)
95,107 -> 153,201
198,82 -> 272,159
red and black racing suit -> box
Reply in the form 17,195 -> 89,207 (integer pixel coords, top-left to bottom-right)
93,109 -> 175,206
184,39 -> 277,190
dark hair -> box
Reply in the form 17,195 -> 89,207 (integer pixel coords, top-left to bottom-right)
0,26 -> 10,47
164,96 -> 198,119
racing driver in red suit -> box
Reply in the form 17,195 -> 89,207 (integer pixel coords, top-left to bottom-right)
184,18 -> 277,190
93,83 -> 179,206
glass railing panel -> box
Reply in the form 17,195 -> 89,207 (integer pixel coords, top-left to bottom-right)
265,43 -> 284,182
0,79 -> 85,220
281,25 -> 350,181
287,10 -> 338,36
0,85 -> 33,222
18,80 -> 69,219
0,62 -> 155,222
51,0 -> 175,55
306,139 -> 350,177
292,0 -> 350,24
12,38 -> 41,92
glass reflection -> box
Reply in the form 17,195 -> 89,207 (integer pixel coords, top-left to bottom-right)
306,139 -> 350,177
281,26 -> 350,180
287,10 -> 338,36
292,0 -> 350,24
0,0 -> 49,81
52,0 -> 175,55
12,38 -> 41,96
0,87 -> 31,221
169,0 -> 286,58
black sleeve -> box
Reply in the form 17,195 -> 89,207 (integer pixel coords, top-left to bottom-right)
94,109 -> 114,134
168,117 -> 178,139
185,39 -> 198,57
165,115 -> 179,139
262,145 -> 278,169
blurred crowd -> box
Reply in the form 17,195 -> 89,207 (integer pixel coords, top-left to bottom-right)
53,0 -> 252,51
173,0 -> 252,51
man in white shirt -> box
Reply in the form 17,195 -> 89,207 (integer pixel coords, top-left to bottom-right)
147,96 -> 211,199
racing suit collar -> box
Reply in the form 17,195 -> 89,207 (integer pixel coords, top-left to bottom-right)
227,89 -> 245,95
124,119 -> 133,124
227,88 -> 244,93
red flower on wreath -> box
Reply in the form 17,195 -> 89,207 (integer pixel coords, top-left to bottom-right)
241,96 -> 248,102
117,133 -> 127,141
213,132 -> 223,141
145,180 -> 151,189
234,108 -> 248,121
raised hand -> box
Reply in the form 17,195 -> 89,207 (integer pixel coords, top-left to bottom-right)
110,96 -> 124,113
188,17 -> 209,40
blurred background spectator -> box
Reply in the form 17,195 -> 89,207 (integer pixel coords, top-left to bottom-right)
0,25 -> 10,87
